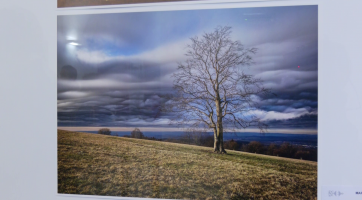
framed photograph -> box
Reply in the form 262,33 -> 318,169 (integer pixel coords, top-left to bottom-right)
58,4 -> 318,199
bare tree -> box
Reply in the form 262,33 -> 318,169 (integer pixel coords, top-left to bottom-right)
131,128 -> 144,139
98,128 -> 111,135
167,26 -> 269,153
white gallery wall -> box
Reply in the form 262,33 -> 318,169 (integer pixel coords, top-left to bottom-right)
1,0 -> 362,199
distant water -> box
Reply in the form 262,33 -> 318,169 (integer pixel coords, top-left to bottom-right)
84,131 -> 317,148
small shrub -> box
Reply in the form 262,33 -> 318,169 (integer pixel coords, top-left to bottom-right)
267,143 -> 277,155
98,128 -> 111,135
131,128 -> 144,139
224,139 -> 240,150
279,142 -> 298,158
245,141 -> 265,154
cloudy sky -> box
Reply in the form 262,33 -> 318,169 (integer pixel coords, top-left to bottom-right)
57,5 -> 318,133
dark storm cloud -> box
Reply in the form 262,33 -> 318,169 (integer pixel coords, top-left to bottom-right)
57,5 -> 318,131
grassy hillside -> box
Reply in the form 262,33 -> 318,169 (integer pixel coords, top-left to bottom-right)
58,130 -> 317,199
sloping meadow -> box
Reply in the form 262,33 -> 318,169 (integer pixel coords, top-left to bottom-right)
58,130 -> 317,199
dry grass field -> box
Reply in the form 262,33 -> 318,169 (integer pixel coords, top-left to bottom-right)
58,130 -> 317,199
58,0 -> 196,7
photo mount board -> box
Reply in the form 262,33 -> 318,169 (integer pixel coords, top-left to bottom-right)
58,0 -> 316,199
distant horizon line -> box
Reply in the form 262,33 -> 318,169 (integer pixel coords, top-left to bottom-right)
58,126 -> 318,135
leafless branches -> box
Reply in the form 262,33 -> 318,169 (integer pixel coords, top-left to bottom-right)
165,26 -> 270,152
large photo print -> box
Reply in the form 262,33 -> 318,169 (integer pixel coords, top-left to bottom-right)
58,5 -> 318,199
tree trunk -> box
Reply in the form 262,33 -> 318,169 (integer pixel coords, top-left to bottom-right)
213,128 -> 219,152
215,98 -> 227,154
217,124 -> 227,154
